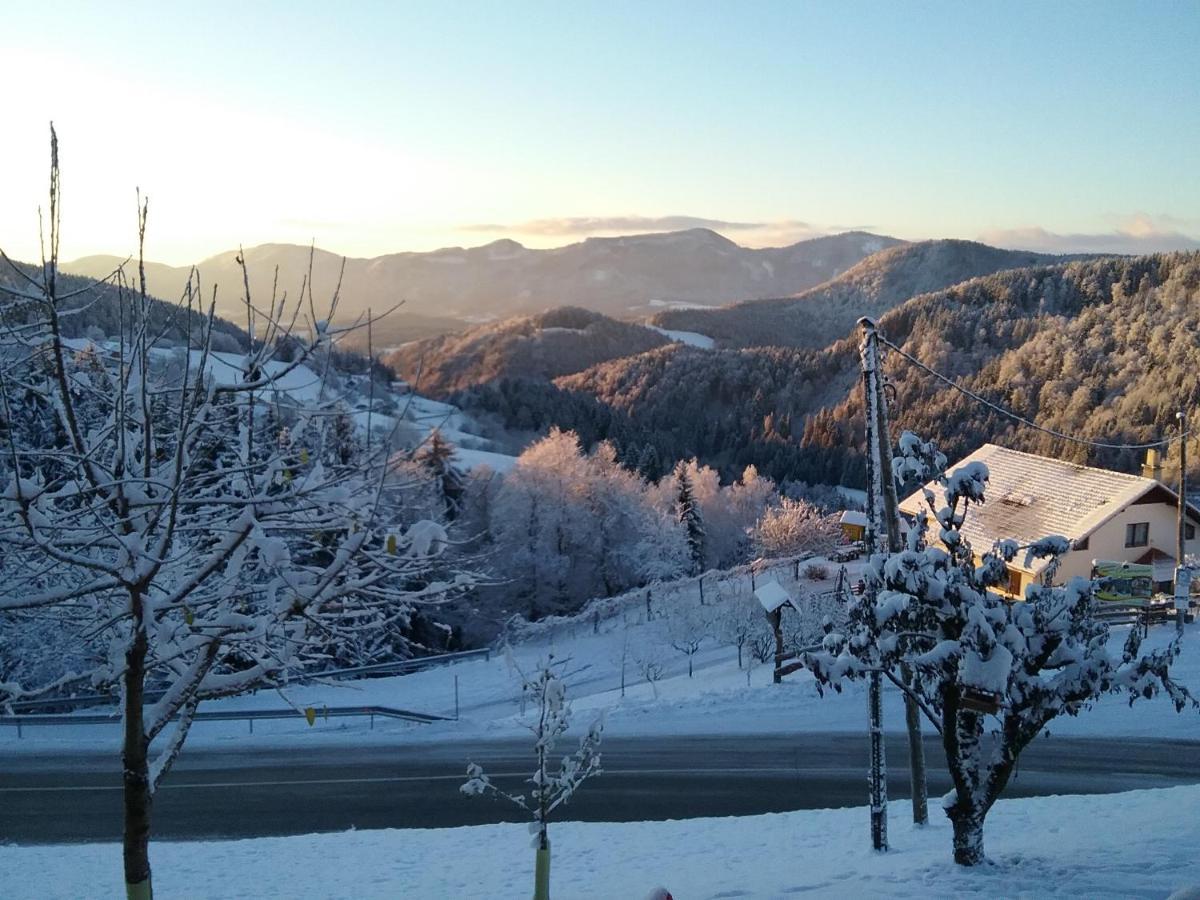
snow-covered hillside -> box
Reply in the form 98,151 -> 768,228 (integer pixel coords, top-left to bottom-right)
11,554 -> 1198,754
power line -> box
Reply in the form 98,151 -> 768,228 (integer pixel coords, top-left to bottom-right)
877,333 -> 1189,452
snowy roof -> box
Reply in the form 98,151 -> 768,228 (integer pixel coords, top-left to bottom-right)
839,510 -> 868,527
753,580 -> 792,613
898,444 -> 1197,574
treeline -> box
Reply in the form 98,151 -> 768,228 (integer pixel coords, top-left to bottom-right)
437,429 -> 840,641
648,240 -> 1071,350
0,262 -> 248,349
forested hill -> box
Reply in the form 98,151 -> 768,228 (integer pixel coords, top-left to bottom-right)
0,263 -> 248,350
647,240 -> 1077,350
382,307 -> 671,397
461,252 -> 1200,487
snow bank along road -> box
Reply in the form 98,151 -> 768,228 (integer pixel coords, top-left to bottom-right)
3,733 -> 1197,843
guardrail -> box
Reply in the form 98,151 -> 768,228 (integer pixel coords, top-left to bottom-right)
0,705 -> 451,739
6,647 -> 491,714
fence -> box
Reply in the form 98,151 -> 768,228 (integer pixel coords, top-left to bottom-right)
5,647 -> 490,715
0,704 -> 450,739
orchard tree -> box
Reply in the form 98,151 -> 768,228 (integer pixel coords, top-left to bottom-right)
753,497 -> 840,559
801,432 -> 1196,865
462,656 -> 603,900
0,129 -> 472,898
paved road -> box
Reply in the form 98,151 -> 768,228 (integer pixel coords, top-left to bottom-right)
2,733 -> 1196,844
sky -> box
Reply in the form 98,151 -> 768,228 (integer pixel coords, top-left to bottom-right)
1,0 -> 1197,265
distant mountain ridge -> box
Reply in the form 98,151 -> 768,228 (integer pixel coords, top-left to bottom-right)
648,240 -> 1083,349
64,229 -> 903,330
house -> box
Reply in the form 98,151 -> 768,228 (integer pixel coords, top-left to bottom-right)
839,510 -> 868,543
897,443 -> 1200,599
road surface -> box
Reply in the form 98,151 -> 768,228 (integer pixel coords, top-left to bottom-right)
2,733 -> 1196,844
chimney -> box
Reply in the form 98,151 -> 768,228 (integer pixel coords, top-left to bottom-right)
1142,447 -> 1163,482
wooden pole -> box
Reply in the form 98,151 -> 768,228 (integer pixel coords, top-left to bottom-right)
1177,412 -> 1188,637
868,325 -> 929,827
858,318 -> 889,851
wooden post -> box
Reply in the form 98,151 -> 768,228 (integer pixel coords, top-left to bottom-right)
859,318 -> 890,851
1177,412 -> 1187,637
770,608 -> 784,684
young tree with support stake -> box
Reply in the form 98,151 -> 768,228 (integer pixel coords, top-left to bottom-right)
0,128 -> 473,899
801,430 -> 1197,865
461,655 -> 604,900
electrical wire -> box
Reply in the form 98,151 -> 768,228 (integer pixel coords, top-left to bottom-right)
877,333 -> 1190,452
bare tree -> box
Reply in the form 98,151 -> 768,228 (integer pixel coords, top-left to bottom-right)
0,128 -> 471,899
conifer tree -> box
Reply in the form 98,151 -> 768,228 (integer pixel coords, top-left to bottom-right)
415,429 -> 466,520
673,460 -> 706,574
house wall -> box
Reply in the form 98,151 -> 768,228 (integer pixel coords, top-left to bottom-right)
1057,500 -> 1200,583
841,523 -> 865,542
961,499 -> 1199,601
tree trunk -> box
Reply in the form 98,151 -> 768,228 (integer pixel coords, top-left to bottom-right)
949,808 -> 986,866
123,607 -> 153,899
901,662 -> 928,825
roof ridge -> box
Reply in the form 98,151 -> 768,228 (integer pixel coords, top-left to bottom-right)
977,443 -> 1152,484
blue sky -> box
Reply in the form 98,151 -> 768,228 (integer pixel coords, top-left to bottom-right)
1,0 -> 1197,263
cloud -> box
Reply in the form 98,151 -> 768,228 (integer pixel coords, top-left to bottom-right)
458,215 -> 859,248
460,215 -> 781,236
981,215 -> 1200,255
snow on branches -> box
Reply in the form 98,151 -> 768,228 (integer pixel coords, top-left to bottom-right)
0,129 -> 476,896
461,655 -> 604,851
802,430 -> 1197,866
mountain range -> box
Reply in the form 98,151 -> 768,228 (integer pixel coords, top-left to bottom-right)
63,229 -> 902,347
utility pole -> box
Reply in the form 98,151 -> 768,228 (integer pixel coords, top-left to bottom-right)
859,318 -> 930,844
858,318 -> 889,851
1177,412 -> 1188,637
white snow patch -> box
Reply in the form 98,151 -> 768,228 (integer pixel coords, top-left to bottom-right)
648,326 -> 715,349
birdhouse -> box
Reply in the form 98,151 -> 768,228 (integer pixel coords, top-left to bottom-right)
960,686 -> 1002,714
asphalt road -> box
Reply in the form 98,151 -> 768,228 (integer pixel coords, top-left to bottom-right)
2,733 -> 1197,844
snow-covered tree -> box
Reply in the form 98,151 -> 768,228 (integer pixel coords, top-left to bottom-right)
0,131 -> 472,898
672,460 -> 706,574
752,497 -> 840,559
801,432 -> 1197,865
665,602 -> 710,678
414,428 -> 465,520
487,430 -> 687,618
461,655 -> 603,900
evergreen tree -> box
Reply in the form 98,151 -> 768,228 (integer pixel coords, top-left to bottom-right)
637,443 -> 661,481
416,429 -> 466,520
673,460 -> 706,574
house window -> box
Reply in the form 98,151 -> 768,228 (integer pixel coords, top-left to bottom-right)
1006,567 -> 1023,597
1187,524 -> 1196,541
1124,522 -> 1149,548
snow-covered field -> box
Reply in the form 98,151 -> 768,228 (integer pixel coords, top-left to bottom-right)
6,556 -> 1198,754
3,785 -> 1197,898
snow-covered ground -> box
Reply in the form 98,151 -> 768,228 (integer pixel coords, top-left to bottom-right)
64,337 -> 511,468
3,785 -> 1197,898
7,555 -> 1198,755
648,325 -> 716,349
